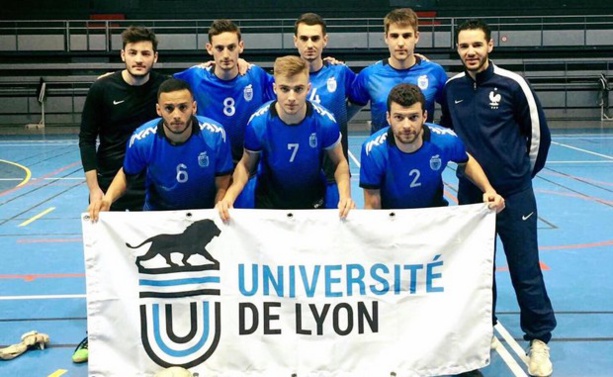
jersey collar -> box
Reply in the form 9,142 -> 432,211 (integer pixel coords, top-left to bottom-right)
270,100 -> 314,119
383,55 -> 421,71
470,61 -> 495,84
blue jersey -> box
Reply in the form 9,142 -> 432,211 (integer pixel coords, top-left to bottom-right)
360,124 -> 468,209
245,101 -> 341,209
308,62 -> 356,158
174,65 -> 275,163
350,58 -> 447,133
124,115 -> 233,211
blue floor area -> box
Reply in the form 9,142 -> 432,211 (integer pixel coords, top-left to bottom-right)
0,129 -> 612,376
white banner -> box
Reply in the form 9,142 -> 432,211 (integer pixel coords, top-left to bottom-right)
82,204 -> 495,377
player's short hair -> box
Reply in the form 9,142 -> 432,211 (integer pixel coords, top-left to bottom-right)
208,19 -> 242,42
384,8 -> 419,34
157,78 -> 193,100
273,55 -> 308,78
294,13 -> 327,35
387,83 -> 426,112
456,19 -> 492,42
121,26 -> 158,52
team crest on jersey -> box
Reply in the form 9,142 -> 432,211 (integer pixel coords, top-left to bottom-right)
309,133 -> 318,148
418,75 -> 429,90
244,84 -> 254,101
198,152 -> 210,167
326,77 -> 337,93
429,154 -> 442,171
489,89 -> 501,109
127,219 -> 223,368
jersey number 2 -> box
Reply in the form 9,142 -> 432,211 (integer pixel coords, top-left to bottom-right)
409,169 -> 421,188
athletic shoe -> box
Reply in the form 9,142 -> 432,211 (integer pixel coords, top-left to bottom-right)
71,336 -> 88,363
453,370 -> 483,377
527,339 -> 553,376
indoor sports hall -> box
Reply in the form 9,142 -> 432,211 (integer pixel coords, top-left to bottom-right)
1,3 -> 612,376
1,126 -> 611,376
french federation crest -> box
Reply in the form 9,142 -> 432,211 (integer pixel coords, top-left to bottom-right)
326,77 -> 337,93
430,154 -> 442,171
309,132 -> 318,148
489,89 -> 501,109
417,75 -> 429,90
244,84 -> 254,101
198,152 -> 209,168
125,219 -> 223,368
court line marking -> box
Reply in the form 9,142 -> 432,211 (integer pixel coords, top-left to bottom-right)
0,161 -> 82,198
0,294 -> 85,300
539,239 -> 613,251
0,177 -> 86,181
551,141 -> 613,160
0,159 -> 32,187
537,189 -> 613,206
546,160 -> 613,164
553,135 -> 613,139
0,141 -> 77,146
19,207 -> 56,227
48,370 -> 68,377
17,238 -> 82,244
348,150 -> 360,168
495,322 -> 529,365
492,335 -> 529,376
0,273 -> 85,281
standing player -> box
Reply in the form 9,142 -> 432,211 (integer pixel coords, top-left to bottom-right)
173,19 -> 275,207
76,25 -> 167,364
350,8 -> 448,134
216,56 -> 354,220
360,83 -> 504,213
293,12 -> 361,208
88,78 -> 232,219
440,19 -> 556,377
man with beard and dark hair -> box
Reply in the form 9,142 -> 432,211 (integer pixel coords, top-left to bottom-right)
76,25 -> 167,364
440,19 -> 555,377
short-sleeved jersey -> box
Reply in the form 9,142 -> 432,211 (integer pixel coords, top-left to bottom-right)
360,124 -> 468,209
308,62 -> 356,153
174,65 -> 275,164
350,58 -> 447,134
245,101 -> 341,209
124,115 -> 233,211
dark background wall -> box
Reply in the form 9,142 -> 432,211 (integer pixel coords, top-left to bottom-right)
3,0 -> 613,20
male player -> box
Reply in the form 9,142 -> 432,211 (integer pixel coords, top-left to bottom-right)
350,8 -> 448,134
88,78 -> 232,219
360,83 -> 504,212
75,25 -> 167,363
174,19 -> 275,207
216,56 -> 354,220
293,12 -> 361,208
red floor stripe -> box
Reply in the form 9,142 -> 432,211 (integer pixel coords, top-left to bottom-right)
0,273 -> 85,282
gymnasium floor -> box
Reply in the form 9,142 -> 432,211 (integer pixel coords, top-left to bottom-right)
0,126 -> 611,376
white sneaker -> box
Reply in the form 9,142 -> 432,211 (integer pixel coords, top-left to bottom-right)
527,339 -> 553,377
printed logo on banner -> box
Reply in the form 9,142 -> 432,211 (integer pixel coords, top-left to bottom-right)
125,219 -> 223,368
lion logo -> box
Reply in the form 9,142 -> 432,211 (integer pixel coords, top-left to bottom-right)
126,219 -> 221,271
